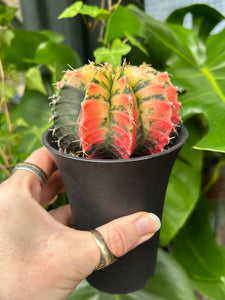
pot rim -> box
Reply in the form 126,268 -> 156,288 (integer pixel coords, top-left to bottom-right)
42,125 -> 188,164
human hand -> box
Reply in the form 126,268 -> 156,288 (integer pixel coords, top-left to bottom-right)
0,147 -> 161,300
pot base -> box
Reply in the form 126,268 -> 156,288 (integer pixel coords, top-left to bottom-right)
87,233 -> 158,294
43,125 -> 188,294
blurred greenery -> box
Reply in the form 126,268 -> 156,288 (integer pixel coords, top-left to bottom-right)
1,2 -> 225,300
0,5 -> 81,181
69,248 -> 197,300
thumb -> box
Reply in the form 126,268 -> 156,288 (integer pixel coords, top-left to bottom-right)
95,211 -> 161,259
53,211 -> 161,297
65,212 -> 161,279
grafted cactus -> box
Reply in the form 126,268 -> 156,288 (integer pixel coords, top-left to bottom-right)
50,62 -> 181,159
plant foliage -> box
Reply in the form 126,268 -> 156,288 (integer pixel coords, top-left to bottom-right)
0,5 -> 81,181
1,2 -> 225,300
60,2 -> 225,300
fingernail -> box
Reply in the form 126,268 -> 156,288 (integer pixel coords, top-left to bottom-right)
135,213 -> 161,237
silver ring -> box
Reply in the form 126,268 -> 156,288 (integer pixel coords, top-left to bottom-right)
12,162 -> 48,186
90,229 -> 118,270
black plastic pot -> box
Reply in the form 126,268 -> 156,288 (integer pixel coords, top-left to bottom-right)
42,125 -> 188,294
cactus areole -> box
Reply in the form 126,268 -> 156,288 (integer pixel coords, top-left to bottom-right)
50,62 -> 181,159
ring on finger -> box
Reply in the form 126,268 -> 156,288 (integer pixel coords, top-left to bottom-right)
12,162 -> 48,186
90,229 -> 118,270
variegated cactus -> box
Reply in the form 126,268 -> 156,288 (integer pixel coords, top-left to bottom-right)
50,62 -> 181,159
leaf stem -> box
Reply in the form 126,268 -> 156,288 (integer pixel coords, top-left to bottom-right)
99,21 -> 106,43
203,159 -> 225,193
0,147 -> 9,167
0,59 -> 13,132
0,162 -> 11,177
201,67 -> 225,104
108,0 -> 112,11
101,0 -> 105,9
0,147 -> 11,177
81,14 -> 89,29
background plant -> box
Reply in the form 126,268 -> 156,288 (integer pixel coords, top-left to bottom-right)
0,4 -> 81,181
1,1 -> 225,300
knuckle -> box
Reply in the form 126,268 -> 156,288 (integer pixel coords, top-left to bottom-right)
105,226 -> 128,257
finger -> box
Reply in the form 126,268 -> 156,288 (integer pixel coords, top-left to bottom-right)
60,212 -> 161,279
25,146 -> 57,178
40,170 -> 65,206
12,147 -> 57,186
95,212 -> 161,258
49,204 -> 74,227
11,147 -> 59,200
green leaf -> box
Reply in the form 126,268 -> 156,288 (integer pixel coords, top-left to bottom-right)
0,29 -> 14,48
192,277 -> 225,300
144,249 -> 197,300
58,1 -> 110,21
11,89 -> 49,128
3,29 -> 48,70
168,29 -> 225,153
128,5 -> 203,66
40,30 -> 64,44
125,32 -> 148,56
190,240 -> 225,300
172,197 -> 225,281
0,83 -> 16,100
129,34 -> 172,70
0,5 -> 17,26
32,41 -> 81,81
160,121 -> 203,246
19,124 -> 49,153
128,5 -> 225,153
13,118 -> 29,130
94,39 -> 131,70
167,4 -> 224,42
25,67 -> 47,95
10,89 -> 49,152
0,130 -> 23,154
69,248 -> 197,300
58,1 -> 83,19
105,5 -> 145,43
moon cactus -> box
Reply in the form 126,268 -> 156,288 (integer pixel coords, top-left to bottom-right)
50,62 -> 181,159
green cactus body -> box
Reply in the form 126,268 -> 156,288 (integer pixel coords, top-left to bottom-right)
50,64 -> 97,153
50,62 -> 181,159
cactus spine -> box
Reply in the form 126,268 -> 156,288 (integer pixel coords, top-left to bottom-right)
50,62 -> 181,159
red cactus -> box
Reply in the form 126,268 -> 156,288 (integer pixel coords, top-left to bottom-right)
51,62 -> 181,158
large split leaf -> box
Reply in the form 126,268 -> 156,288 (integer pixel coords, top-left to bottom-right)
173,198 -> 225,300
192,275 -> 225,300
172,197 -> 225,281
69,248 -> 197,300
127,4 -> 225,153
174,28 -> 225,153
167,4 -> 224,42
160,121 -> 203,246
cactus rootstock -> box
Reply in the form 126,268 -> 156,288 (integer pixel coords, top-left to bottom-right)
50,62 -> 181,159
